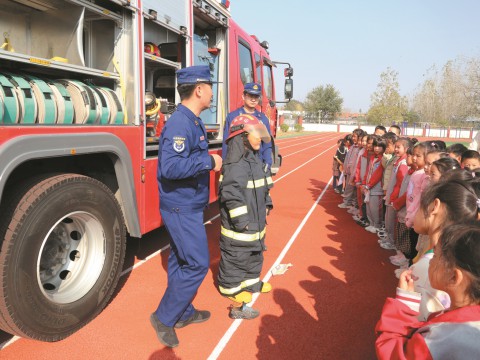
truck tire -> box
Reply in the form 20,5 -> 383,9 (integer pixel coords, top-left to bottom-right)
0,174 -> 126,341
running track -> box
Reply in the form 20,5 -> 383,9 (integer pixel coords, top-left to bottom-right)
0,132 -> 398,360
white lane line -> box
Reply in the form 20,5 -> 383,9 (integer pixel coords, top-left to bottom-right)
282,135 -> 338,158
0,336 -> 20,350
278,134 -> 335,149
207,177 -> 333,360
275,133 -> 326,144
274,143 -> 337,183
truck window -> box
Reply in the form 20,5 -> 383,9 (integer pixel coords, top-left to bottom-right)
263,63 -> 274,100
238,41 -> 254,85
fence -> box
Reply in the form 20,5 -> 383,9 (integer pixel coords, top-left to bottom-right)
279,115 -> 476,140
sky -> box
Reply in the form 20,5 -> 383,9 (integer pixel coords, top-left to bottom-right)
231,0 -> 480,112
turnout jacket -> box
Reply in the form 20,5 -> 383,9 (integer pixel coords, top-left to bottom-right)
219,149 -> 273,251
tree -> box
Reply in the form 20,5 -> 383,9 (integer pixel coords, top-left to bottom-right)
367,67 -> 407,125
283,99 -> 304,112
411,56 -> 480,125
303,84 -> 343,123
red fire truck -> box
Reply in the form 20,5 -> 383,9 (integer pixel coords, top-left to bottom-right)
0,0 -> 292,341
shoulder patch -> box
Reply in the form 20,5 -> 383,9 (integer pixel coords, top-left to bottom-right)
173,136 -> 186,153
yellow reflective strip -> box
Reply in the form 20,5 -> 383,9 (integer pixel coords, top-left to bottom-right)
221,226 -> 266,242
266,176 -> 273,185
219,284 -> 242,295
246,178 -> 266,189
219,174 -> 223,183
229,205 -> 248,218
241,278 -> 260,288
218,277 -> 260,295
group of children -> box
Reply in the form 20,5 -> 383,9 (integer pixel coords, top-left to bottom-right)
332,126 -> 480,358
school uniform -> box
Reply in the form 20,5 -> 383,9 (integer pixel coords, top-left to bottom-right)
376,291 -> 480,360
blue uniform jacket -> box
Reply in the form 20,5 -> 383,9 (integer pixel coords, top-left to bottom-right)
222,107 -> 272,167
157,104 -> 213,212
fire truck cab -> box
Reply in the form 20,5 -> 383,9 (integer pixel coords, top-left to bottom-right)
0,0 -> 292,341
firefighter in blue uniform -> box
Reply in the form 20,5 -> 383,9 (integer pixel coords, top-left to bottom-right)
150,65 -> 222,348
222,82 -> 273,169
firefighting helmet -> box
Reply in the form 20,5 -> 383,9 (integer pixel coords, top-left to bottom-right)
144,42 -> 160,57
145,91 -> 160,116
226,114 -> 271,143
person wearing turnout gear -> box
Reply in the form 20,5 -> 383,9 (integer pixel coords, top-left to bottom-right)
222,82 -> 273,170
218,113 -> 274,319
150,65 -> 222,348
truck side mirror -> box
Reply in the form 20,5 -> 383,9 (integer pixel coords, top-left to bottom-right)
284,78 -> 293,100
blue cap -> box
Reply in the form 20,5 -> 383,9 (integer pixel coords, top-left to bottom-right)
244,82 -> 262,95
176,65 -> 219,85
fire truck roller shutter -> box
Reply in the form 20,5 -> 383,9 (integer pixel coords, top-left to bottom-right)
98,87 -> 124,124
61,80 -> 97,124
26,75 -> 57,124
89,85 -> 110,124
49,81 -> 74,124
0,74 -> 20,124
3,72 -> 37,124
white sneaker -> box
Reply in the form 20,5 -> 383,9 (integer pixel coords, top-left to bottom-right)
391,257 -> 409,266
338,203 -> 349,208
352,214 -> 361,221
365,226 -> 378,233
389,254 -> 403,261
380,242 -> 396,250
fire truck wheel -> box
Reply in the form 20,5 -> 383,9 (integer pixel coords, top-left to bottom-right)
0,174 -> 126,342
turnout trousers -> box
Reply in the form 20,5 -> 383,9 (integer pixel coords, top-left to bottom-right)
218,245 -> 264,295
155,210 -> 210,327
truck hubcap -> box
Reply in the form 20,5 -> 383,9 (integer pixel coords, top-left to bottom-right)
38,212 -> 106,304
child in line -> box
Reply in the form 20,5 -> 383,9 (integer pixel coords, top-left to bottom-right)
410,177 -> 480,320
332,138 -> 346,193
390,145 -> 416,271
380,137 -> 411,250
218,114 -> 273,319
363,136 -> 386,233
375,223 -> 480,359
353,134 -> 371,226
412,146 -> 448,264
349,133 -> 367,216
461,149 -> 480,170
339,129 -> 364,209
429,157 -> 460,182
380,133 -> 398,218
402,142 -> 431,265
376,132 -> 399,244
446,143 -> 468,164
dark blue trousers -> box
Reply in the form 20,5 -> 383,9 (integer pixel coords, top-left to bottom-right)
155,210 -> 210,327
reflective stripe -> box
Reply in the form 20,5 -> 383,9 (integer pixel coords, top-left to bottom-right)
221,226 -> 266,241
219,277 -> 260,295
266,176 -> 273,185
229,205 -> 248,218
219,174 -> 223,183
246,178 -> 265,188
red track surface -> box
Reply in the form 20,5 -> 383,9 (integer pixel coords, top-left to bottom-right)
0,133 -> 398,360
